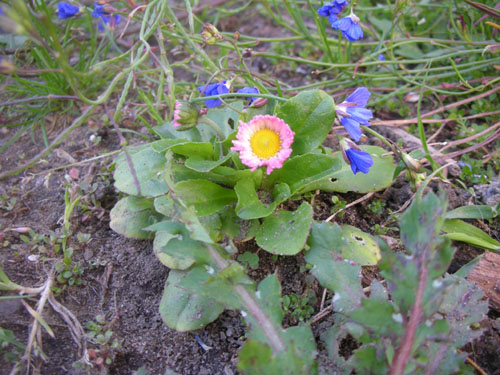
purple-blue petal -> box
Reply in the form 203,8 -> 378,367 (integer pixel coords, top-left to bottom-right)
57,2 -> 79,19
332,16 -> 352,31
346,148 -> 374,174
317,4 -> 333,17
345,87 -> 371,107
198,81 -> 228,108
378,54 -> 386,61
92,3 -> 108,18
328,13 -> 339,25
343,22 -> 363,41
237,87 -> 259,104
346,107 -> 372,124
198,82 -> 220,95
340,117 -> 362,142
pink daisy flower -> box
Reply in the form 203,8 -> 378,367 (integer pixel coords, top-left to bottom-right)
231,115 -> 295,175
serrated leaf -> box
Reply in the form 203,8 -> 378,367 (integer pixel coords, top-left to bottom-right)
400,192 -> 446,255
159,270 -> 225,331
305,222 -> 363,313
277,90 -> 335,156
245,275 -> 284,342
329,146 -> 395,193
109,197 -> 161,239
114,146 -> 168,197
256,202 -> 313,255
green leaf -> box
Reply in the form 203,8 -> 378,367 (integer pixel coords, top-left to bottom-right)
399,192 -> 446,255
159,270 -> 225,331
154,195 -> 175,217
109,197 -> 161,239
114,146 -> 168,197
237,340 -> 275,374
444,205 -> 496,220
175,179 -> 237,217
176,264 -> 245,309
220,209 -> 260,241
340,225 -> 381,266
305,222 -> 364,313
170,161 -> 259,187
276,153 -> 340,195
245,275 -> 284,341
146,221 -> 211,270
329,146 -> 395,193
277,90 -> 335,156
235,177 -> 277,219
184,152 -> 233,172
256,202 -> 313,255
438,274 -> 487,347
442,219 -> 500,251
237,251 -> 260,269
151,138 -> 189,152
170,142 -> 214,159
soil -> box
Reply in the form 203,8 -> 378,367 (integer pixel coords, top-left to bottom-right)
1,5 -> 500,375
1,119 -> 499,375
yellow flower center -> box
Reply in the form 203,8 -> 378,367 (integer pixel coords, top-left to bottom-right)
250,129 -> 281,159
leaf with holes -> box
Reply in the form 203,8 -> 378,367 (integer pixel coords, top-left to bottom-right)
329,146 -> 395,193
340,225 -> 381,266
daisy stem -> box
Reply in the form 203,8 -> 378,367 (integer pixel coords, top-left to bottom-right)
200,117 -> 226,141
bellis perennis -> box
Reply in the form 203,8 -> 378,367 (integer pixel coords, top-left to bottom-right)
340,138 -> 374,175
336,87 -> 373,142
231,115 -> 294,175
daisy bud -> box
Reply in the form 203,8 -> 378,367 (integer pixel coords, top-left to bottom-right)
173,101 -> 200,131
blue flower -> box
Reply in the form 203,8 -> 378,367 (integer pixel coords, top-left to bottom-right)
318,0 -> 349,24
91,2 -> 120,30
197,81 -> 229,108
91,2 -> 107,17
236,87 -> 259,104
57,2 -> 80,19
341,139 -> 374,174
332,13 -> 363,41
377,54 -> 385,61
336,87 -> 373,142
